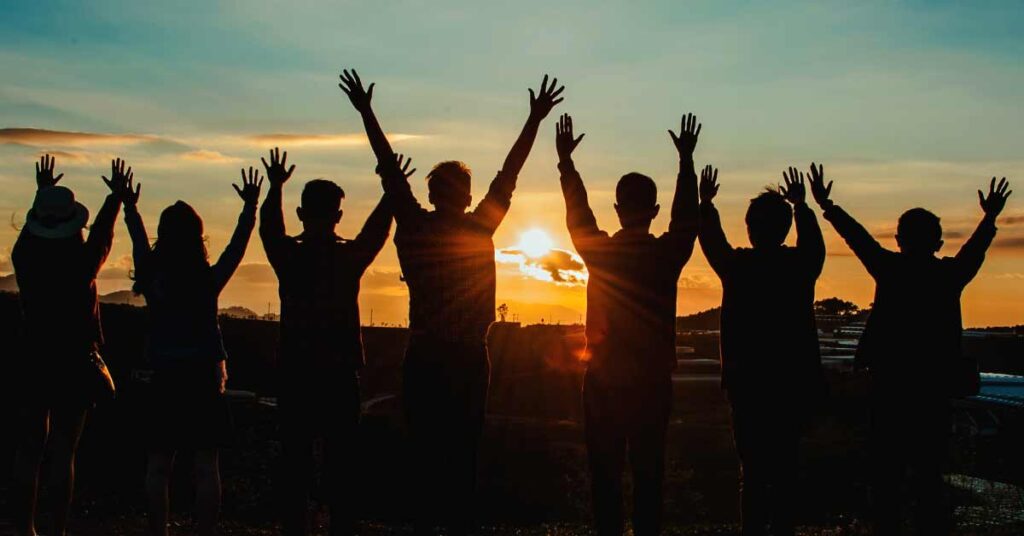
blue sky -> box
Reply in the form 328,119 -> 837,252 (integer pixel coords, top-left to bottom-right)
1,1 -> 1022,325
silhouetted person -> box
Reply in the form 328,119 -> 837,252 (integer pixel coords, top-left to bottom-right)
11,155 -> 128,536
259,146 -> 392,536
810,165 -> 1012,535
555,112 -> 700,536
698,166 -> 827,536
122,167 -> 262,536
339,69 -> 564,535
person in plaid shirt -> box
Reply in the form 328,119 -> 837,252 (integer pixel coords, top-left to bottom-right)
339,69 -> 564,536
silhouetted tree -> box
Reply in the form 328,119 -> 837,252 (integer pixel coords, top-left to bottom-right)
813,297 -> 860,319
497,303 -> 509,323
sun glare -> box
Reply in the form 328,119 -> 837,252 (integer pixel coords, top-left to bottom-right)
518,228 -> 554,258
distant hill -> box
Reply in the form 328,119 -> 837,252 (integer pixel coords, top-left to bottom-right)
677,307 -> 721,331
99,290 -> 146,307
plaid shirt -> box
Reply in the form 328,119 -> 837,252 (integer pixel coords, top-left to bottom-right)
387,170 -> 516,345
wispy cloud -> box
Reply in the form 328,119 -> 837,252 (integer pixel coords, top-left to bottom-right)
0,127 -> 166,147
246,132 -> 426,148
180,149 -> 242,164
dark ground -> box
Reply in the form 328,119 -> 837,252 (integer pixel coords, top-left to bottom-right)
1,295 -> 1023,535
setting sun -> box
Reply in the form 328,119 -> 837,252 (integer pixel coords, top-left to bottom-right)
517,228 -> 555,258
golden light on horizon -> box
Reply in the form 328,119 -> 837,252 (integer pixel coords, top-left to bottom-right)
517,228 -> 554,258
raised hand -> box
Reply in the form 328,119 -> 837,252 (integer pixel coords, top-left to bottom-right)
35,154 -> 64,190
122,172 -> 142,208
979,177 -> 1012,217
699,164 -> 719,204
780,166 -> 806,205
555,113 -> 585,162
378,153 -> 416,181
807,162 -> 833,208
668,113 -> 702,157
234,166 -> 264,205
339,69 -> 375,113
528,74 -> 565,121
102,158 -> 133,198
261,147 -> 295,187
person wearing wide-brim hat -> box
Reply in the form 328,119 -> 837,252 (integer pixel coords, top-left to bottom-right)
10,154 -> 132,536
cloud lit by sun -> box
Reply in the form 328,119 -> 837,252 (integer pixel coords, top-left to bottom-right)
496,228 -> 588,286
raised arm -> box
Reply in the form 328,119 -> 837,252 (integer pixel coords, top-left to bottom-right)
954,177 -> 1011,285
118,170 -> 152,284
555,113 -> 607,255
212,167 -> 261,292
351,191 -> 394,275
473,75 -> 565,233
259,147 -> 295,273
697,165 -> 735,275
86,158 -> 130,275
811,162 -> 890,278
376,152 -> 426,227
781,166 -> 826,276
339,69 -> 394,163
664,113 -> 702,262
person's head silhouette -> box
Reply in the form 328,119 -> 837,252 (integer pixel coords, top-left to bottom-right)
427,161 -> 472,215
135,201 -> 209,293
298,179 -> 345,236
745,189 -> 793,248
896,207 -> 943,255
156,201 -> 208,262
615,173 -> 660,230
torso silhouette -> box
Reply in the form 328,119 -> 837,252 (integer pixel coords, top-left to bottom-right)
12,195 -> 119,354
579,229 -> 693,381
700,202 -> 825,394
390,171 -> 515,345
127,204 -> 255,365
260,193 -> 391,370
824,205 -> 996,395
559,162 -> 698,383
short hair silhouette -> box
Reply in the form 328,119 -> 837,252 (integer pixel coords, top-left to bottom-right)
745,188 -> 793,248
616,173 -> 658,209
134,201 -> 209,293
427,161 -> 472,210
301,179 -> 345,218
896,207 -> 943,254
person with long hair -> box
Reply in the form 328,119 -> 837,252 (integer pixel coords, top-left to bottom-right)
120,167 -> 263,536
11,155 -> 130,536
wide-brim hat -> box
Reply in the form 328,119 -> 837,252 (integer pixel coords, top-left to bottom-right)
25,186 -> 89,239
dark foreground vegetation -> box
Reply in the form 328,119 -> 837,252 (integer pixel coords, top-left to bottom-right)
1,293 -> 1022,535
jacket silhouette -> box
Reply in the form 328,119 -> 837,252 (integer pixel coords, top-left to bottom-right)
814,168 -> 1010,535
698,171 -> 826,536
699,200 -> 826,395
823,202 -> 996,535
14,193 -> 119,367
823,205 -> 993,395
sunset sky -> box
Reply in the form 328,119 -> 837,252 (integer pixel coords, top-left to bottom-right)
1,1 -> 1022,326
